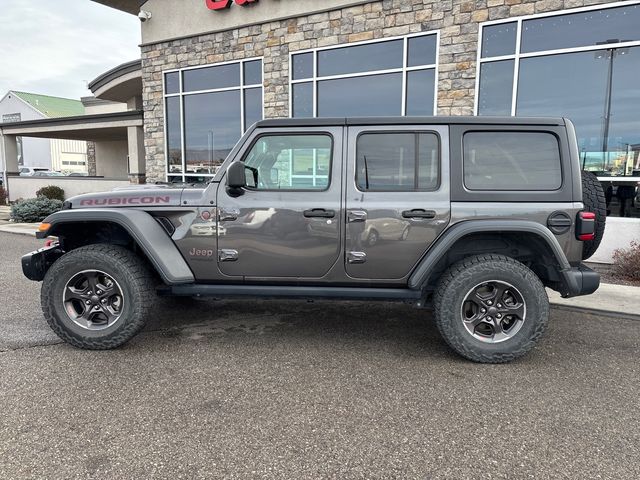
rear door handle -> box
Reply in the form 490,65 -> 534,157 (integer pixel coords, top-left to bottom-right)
402,209 -> 436,219
303,208 -> 335,218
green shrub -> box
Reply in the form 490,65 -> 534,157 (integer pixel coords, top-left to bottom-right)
612,241 -> 640,281
10,197 -> 63,223
36,185 -> 65,201
0,186 -> 6,205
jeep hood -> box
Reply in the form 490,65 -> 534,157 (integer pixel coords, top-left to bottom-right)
69,186 -> 186,208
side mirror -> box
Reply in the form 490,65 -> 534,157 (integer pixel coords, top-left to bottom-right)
226,162 -> 246,188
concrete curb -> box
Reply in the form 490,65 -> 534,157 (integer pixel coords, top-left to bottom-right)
547,283 -> 640,319
0,223 -> 39,237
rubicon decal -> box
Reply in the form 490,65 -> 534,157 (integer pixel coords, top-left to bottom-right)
206,0 -> 258,10
79,196 -> 171,206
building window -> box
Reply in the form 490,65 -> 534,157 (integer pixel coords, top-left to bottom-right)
163,58 -> 263,182
2,113 -> 21,123
290,32 -> 439,118
476,3 -> 640,180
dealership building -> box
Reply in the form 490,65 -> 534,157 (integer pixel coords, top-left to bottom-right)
88,0 -> 639,190
2,0 -> 638,214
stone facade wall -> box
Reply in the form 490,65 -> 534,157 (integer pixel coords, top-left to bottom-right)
141,0 -> 614,182
86,141 -> 96,177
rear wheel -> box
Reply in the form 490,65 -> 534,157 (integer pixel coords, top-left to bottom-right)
433,254 -> 549,363
367,229 -> 379,246
581,170 -> 606,260
41,244 -> 155,349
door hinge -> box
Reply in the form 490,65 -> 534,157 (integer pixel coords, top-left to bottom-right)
347,251 -> 367,264
218,249 -> 239,262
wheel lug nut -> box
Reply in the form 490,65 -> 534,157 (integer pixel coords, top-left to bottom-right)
85,300 -> 91,305
101,299 -> 107,304
487,301 -> 493,306
96,290 -> 102,295
497,303 -> 502,308
487,316 -> 493,321
496,313 -> 502,319
480,308 -> 486,313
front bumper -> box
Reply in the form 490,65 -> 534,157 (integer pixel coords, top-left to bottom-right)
21,245 -> 64,281
560,263 -> 600,298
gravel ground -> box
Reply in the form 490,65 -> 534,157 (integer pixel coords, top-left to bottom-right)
1,232 -> 639,479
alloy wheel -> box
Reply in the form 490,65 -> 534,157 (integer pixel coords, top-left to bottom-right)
460,280 -> 526,343
63,270 -> 125,330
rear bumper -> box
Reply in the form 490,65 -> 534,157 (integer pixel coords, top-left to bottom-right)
560,264 -> 600,298
21,245 -> 64,281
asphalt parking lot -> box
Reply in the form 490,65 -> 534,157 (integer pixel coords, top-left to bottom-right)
1,232 -> 639,479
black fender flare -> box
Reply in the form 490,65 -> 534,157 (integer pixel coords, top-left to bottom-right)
40,209 -> 195,285
408,220 -> 572,290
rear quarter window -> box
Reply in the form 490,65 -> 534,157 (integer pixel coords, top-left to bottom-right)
463,131 -> 562,191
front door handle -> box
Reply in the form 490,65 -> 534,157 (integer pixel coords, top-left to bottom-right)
402,209 -> 436,219
303,208 -> 335,218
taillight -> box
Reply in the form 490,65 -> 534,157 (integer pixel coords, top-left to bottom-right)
576,211 -> 596,241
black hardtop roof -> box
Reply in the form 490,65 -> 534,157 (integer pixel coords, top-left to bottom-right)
255,116 -> 567,128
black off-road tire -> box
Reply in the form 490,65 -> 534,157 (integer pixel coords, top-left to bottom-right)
41,244 -> 155,350
433,254 -> 549,363
581,170 -> 606,260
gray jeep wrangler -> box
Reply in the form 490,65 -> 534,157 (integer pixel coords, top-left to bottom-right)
22,117 -> 606,363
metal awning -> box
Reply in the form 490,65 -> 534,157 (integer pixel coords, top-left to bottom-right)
0,111 -> 143,141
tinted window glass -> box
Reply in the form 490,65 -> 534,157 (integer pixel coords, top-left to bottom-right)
317,40 -> 403,77
463,132 -> 561,190
406,69 -> 435,115
165,72 -> 180,94
292,52 -> 314,80
521,4 -> 640,54
407,34 -> 437,67
243,135 -> 332,190
516,51 -> 607,164
481,22 -> 517,58
183,90 -> 241,174
292,82 -> 313,118
607,46 -> 640,177
244,87 -> 262,129
356,133 -> 439,191
478,60 -> 514,115
183,63 -> 240,92
243,60 -> 262,85
318,73 -> 402,117
165,97 -> 182,173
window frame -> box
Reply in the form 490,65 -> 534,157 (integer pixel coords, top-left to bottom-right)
474,1 -> 640,116
462,129 -> 564,192
238,132 -> 335,193
354,130 -> 442,193
162,57 -> 264,183
289,31 -> 440,118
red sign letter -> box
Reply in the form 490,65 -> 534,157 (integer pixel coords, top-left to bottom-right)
206,0 -> 232,10
206,0 -> 258,10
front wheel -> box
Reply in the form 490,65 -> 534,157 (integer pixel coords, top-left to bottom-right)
41,244 -> 156,349
433,254 -> 549,363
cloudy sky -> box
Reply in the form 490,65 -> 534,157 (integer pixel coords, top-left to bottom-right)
0,1 -> 140,100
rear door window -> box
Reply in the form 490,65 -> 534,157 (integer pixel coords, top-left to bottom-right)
463,131 -> 562,190
356,132 -> 439,191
